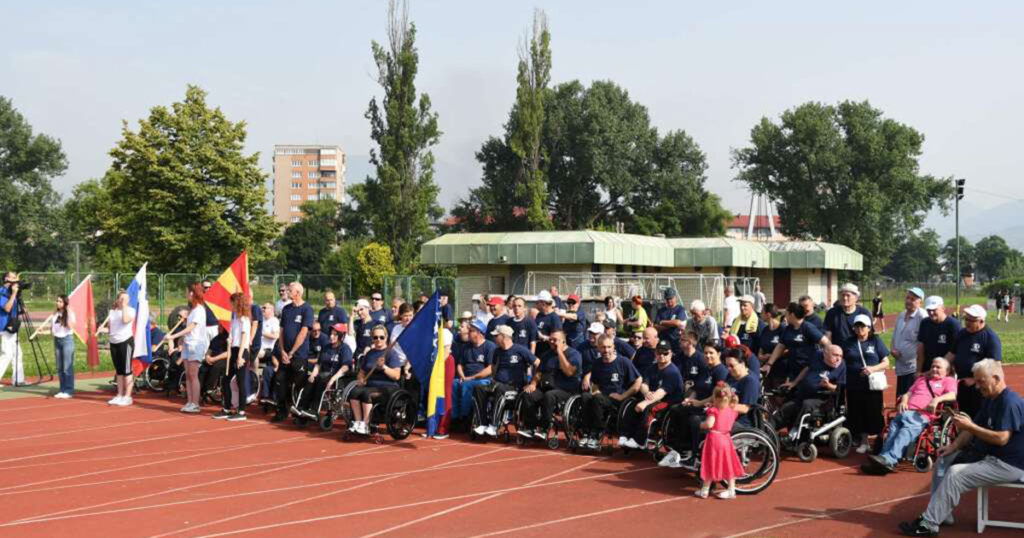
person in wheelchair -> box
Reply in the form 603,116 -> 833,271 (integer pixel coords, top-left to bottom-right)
293,324 -> 354,420
619,339 -> 684,450
578,334 -> 642,450
198,326 -> 229,405
347,325 -> 402,435
518,329 -> 582,441
473,325 -> 536,437
775,344 -> 847,443
862,357 -> 957,475
257,303 -> 280,404
660,341 -> 729,468
724,348 -> 761,427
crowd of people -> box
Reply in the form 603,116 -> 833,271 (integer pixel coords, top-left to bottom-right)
2,273 -> 1022,531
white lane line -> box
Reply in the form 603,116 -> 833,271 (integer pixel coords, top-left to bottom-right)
147,444 -> 512,538
0,450 -> 556,529
723,492 -> 931,537
360,457 -> 599,538
1,408 -> 125,427
0,417 -> 182,442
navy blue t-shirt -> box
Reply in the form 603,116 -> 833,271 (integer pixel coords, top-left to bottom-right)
728,373 -> 761,426
735,319 -> 766,354
758,325 -> 784,358
507,316 -> 538,349
492,343 -> 536,388
575,340 -> 601,375
540,347 -> 583,393
281,302 -> 315,359
841,335 -> 889,391
307,332 -> 329,361
317,306 -> 349,335
692,361 -> 728,400
654,304 -> 687,347
804,313 -> 824,330
917,316 -> 960,366
368,308 -> 391,327
563,309 -> 588,345
674,349 -> 704,380
781,320 -> 826,374
249,304 -> 264,348
796,356 -> 847,400
459,340 -> 497,378
534,311 -> 563,355
973,388 -> 1024,471
486,314 -> 511,341
823,305 -> 872,344
633,347 -> 657,377
317,343 -> 353,374
590,355 -> 640,396
353,317 -> 374,353
360,348 -> 402,388
615,338 -> 636,359
645,363 -> 685,404
953,326 -> 1002,379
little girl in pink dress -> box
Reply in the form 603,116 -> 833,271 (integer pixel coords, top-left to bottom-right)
696,382 -> 745,499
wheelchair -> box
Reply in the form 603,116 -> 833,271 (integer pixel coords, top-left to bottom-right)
566,394 -> 633,455
776,388 -> 852,463
290,374 -> 354,429
650,404 -> 781,495
468,388 -> 519,443
514,390 -> 586,450
339,381 -> 418,444
875,402 -> 958,472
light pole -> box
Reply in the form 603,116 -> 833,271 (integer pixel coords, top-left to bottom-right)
70,241 -> 84,284
955,178 -> 966,314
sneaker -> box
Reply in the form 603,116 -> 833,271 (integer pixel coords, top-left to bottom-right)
618,436 -> 630,446
183,403 -> 201,414
898,517 -> 938,536
659,450 -> 681,468
246,394 -> 257,404
213,410 -> 232,420
621,438 -> 641,450
473,425 -> 487,436
715,490 -> 736,500
694,488 -> 709,499
855,442 -> 871,454
108,396 -> 123,405
588,438 -> 601,450
485,425 -> 498,437
432,434 -> 449,440
228,412 -> 247,422
358,422 -> 370,435
518,429 -> 534,438
117,397 -> 133,407
534,430 -> 547,441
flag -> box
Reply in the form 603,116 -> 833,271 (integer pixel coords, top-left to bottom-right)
396,291 -> 453,437
205,251 -> 250,331
67,275 -> 99,368
126,263 -> 151,377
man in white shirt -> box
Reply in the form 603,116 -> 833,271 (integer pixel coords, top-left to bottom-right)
723,285 -> 740,331
753,284 -> 767,314
892,287 -> 927,398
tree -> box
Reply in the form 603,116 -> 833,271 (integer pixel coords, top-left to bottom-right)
732,100 -> 953,276
975,235 -> 1019,280
276,200 -> 342,274
881,229 -> 941,282
358,0 -> 442,272
81,85 -> 278,273
940,236 -> 976,277
354,242 -> 396,296
0,96 -> 69,270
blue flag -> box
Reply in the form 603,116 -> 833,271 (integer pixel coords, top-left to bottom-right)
396,291 -> 441,385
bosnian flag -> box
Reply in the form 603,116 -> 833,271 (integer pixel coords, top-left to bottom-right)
127,263 -> 151,377
396,291 -> 454,437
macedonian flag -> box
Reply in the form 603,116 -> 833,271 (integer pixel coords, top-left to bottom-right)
206,251 -> 250,330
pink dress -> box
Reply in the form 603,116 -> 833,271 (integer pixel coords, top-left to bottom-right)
700,406 -> 745,482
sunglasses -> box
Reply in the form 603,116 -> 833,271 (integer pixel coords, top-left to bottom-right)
965,316 -> 980,323
371,335 -> 387,341
371,297 -> 383,301
658,351 -> 672,356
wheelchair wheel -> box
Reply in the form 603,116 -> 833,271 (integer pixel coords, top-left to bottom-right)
319,413 -> 335,431
385,390 -> 416,440
146,358 -> 169,391
914,454 -> 933,473
562,395 -> 584,446
177,371 -> 187,397
546,436 -> 560,450
651,414 -> 674,464
731,428 -> 780,495
615,397 -> 639,439
247,369 -> 261,406
796,441 -> 817,463
469,399 -> 485,442
829,427 -> 852,458
338,380 -> 360,425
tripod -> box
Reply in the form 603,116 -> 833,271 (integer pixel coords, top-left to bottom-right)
13,299 -> 53,386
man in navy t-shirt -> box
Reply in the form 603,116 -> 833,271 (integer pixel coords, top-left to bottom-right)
533,290 -> 563,357
485,296 -> 511,341
452,320 -> 496,423
620,340 -> 684,449
654,288 -> 686,352
579,334 -> 641,448
950,304 -> 1002,418
824,283 -> 873,345
776,344 -> 846,437
916,295 -> 960,373
559,294 -> 588,347
519,329 -> 582,440
272,282 -> 314,422
507,297 -> 538,354
800,295 -> 825,330
632,327 -> 659,375
317,292 -> 349,338
367,292 -> 391,327
900,359 -> 1024,536
473,325 -> 536,437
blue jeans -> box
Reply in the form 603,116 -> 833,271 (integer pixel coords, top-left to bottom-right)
878,410 -> 929,466
54,335 -> 75,394
260,363 -> 276,398
452,378 -> 490,419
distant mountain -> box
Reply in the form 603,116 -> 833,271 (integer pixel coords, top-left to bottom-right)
923,199 -> 1024,249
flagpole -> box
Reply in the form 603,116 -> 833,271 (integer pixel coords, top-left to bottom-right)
28,313 -> 56,341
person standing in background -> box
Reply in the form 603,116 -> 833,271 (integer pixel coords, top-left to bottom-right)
37,295 -> 76,398
753,284 -> 767,314
872,291 -> 886,333
891,288 -> 926,399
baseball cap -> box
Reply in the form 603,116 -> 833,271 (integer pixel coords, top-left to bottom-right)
963,304 -> 987,320
356,299 -> 370,309
487,296 -> 505,306
656,340 -> 672,352
738,295 -> 755,304
567,294 -> 581,303
663,288 -> 678,300
536,290 -> 553,303
923,296 -> 944,311
490,325 -> 514,337
470,320 -> 487,333
690,299 -> 707,312
459,310 -> 473,320
587,322 -> 604,334
839,283 -> 860,296
723,334 -> 740,348
331,323 -> 348,333
852,313 -> 872,326
907,287 -> 925,300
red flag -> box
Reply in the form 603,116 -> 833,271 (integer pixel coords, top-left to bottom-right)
205,251 -> 250,330
67,276 -> 100,368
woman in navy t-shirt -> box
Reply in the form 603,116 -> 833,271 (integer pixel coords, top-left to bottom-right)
763,302 -> 829,388
842,314 -> 890,454
346,326 -> 402,435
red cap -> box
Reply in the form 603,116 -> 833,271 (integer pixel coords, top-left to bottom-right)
567,294 -> 580,302
331,323 -> 348,334
723,334 -> 740,348
487,296 -> 505,306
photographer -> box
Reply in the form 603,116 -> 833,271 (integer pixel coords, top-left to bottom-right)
0,272 -> 26,387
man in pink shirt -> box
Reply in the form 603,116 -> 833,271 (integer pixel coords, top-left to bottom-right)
862,357 -> 957,474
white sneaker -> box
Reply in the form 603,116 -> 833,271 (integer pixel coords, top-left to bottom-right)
485,425 -> 498,437
108,396 -> 123,405
246,394 -> 257,404
659,450 -> 681,468
855,442 -> 870,454
518,429 -> 534,438
182,403 -> 201,414
117,397 -> 133,407
54,392 -> 70,399
588,438 -> 601,450
622,438 -> 641,450
473,425 -> 487,436
618,436 -> 630,446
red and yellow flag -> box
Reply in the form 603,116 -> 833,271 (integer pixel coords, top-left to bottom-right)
67,276 -> 100,368
206,251 -> 250,330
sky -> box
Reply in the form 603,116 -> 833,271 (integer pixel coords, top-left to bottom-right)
3,0 -> 1023,234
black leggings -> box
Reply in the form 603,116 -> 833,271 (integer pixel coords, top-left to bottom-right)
846,388 -> 884,437
473,382 -> 516,426
110,340 -> 133,376
222,348 -> 249,411
667,404 -> 705,454
776,398 -> 826,431
349,385 -> 395,404
274,363 -> 307,413
299,372 -> 351,413
199,360 -> 226,396
581,393 -> 619,436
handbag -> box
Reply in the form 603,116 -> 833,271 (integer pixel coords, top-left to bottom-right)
858,340 -> 888,391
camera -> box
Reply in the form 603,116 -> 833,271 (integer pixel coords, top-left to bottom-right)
16,281 -> 31,290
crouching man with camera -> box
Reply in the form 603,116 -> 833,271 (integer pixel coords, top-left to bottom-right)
0,272 -> 26,388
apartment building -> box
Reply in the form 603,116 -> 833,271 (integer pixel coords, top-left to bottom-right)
271,144 -> 346,223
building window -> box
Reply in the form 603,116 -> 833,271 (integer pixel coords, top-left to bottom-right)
290,205 -> 300,212
291,171 -> 301,178
320,148 -> 337,155
307,171 -> 319,179
308,160 -> 319,166
321,170 -> 335,178
290,216 -> 300,223
321,159 -> 337,166
291,160 -> 302,166
307,194 -> 317,200
291,182 -> 302,188
320,182 -> 336,189
323,192 -> 335,199
290,194 -> 301,201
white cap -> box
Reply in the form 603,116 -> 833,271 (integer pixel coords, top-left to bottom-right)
689,299 -> 706,312
490,325 -> 514,337
459,310 -> 474,320
963,304 -> 987,320
839,283 -> 860,296
923,296 -> 944,311
356,299 -> 370,309
587,322 -> 605,334
852,313 -> 872,326
536,290 -> 553,303
738,295 -> 755,304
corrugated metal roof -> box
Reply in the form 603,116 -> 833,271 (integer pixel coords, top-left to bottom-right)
421,232 -> 863,271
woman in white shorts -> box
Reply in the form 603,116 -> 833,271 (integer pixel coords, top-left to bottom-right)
166,282 -> 210,413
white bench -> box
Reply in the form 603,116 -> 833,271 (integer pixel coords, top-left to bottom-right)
977,481 -> 1024,533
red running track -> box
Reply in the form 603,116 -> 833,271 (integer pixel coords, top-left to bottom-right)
1,369 -> 1023,537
